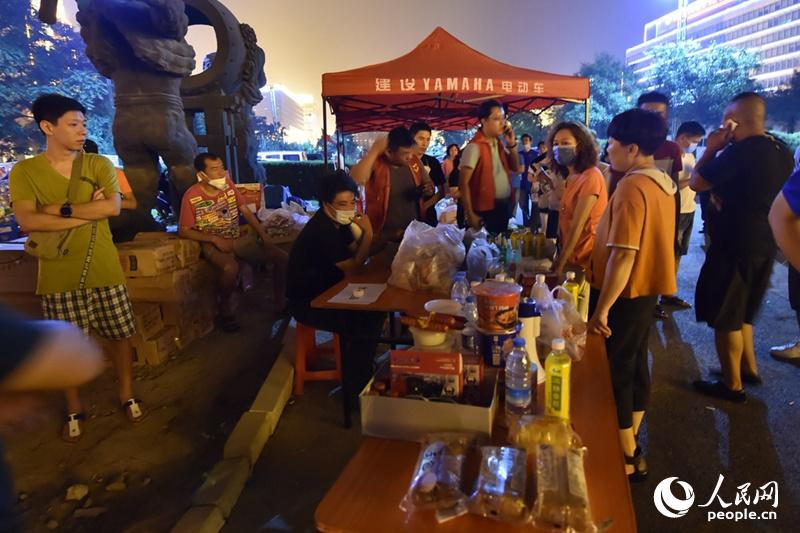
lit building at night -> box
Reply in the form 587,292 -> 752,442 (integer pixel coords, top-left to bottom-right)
627,0 -> 800,90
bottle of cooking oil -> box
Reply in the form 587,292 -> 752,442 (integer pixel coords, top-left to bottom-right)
533,230 -> 546,259
562,271 -> 580,306
545,338 -> 571,421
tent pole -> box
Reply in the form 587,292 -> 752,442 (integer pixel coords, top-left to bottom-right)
322,99 -> 329,169
584,98 -> 591,127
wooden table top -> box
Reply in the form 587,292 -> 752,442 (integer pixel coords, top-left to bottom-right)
311,253 -> 447,315
314,334 -> 636,533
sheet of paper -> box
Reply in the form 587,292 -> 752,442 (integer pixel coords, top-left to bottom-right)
327,283 -> 387,306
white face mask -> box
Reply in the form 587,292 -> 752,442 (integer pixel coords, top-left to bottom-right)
334,209 -> 355,225
687,142 -> 699,152
208,177 -> 227,190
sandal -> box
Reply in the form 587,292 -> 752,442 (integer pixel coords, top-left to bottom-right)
61,413 -> 85,443
122,398 -> 148,423
624,447 -> 648,482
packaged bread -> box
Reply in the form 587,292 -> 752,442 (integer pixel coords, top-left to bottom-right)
401,433 -> 474,513
467,446 -> 529,523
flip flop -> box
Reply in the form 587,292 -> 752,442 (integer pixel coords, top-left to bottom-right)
61,413 -> 85,443
122,398 -> 148,423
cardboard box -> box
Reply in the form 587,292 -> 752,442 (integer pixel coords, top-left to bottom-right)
132,302 -> 163,340
0,292 -> 42,319
359,373 -> 498,441
131,326 -> 179,366
126,268 -> 193,302
0,243 -> 37,294
134,232 -> 201,268
118,241 -> 178,277
235,184 -> 262,213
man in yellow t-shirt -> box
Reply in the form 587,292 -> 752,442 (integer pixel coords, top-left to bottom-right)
10,94 -> 145,442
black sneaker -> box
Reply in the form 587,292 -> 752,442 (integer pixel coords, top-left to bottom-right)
693,380 -> 746,403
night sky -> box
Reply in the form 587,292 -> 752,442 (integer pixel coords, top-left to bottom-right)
63,0 -> 677,125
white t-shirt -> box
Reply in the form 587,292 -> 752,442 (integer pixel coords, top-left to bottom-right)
678,152 -> 697,214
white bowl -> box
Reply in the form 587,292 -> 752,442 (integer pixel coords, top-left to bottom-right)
409,326 -> 448,347
424,299 -> 462,316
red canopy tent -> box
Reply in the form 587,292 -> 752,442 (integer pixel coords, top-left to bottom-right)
321,27 -> 591,161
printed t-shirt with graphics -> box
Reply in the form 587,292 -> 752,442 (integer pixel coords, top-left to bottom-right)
9,154 -> 125,295
179,177 -> 246,239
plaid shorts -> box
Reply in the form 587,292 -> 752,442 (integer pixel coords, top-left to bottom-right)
42,285 -> 136,340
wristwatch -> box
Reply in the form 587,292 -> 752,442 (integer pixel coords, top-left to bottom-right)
60,201 -> 73,218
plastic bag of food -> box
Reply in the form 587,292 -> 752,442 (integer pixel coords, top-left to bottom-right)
467,446 -> 529,523
435,197 -> 458,225
466,236 -> 499,283
534,444 -> 595,532
538,287 -> 586,361
400,433 -> 474,514
389,221 -> 465,293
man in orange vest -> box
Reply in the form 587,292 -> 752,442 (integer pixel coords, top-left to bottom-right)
459,100 -> 522,233
350,127 -> 436,251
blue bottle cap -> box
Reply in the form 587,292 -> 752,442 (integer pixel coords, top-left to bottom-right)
465,295 -> 475,303
518,297 -> 540,318
513,337 -> 526,347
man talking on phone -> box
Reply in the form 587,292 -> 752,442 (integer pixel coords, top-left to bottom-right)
689,92 -> 794,403
459,100 -> 522,234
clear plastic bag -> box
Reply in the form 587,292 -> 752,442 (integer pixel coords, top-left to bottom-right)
538,286 -> 586,361
389,221 -> 465,293
465,235 -> 499,283
510,416 -> 596,532
467,446 -> 529,523
400,433 -> 474,514
435,197 -> 458,225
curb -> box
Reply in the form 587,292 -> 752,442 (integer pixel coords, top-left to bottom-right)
170,326 -> 295,533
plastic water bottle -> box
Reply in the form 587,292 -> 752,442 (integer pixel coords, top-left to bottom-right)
545,338 -> 572,421
531,273 -> 550,303
562,271 -> 580,305
462,295 -> 478,326
518,298 -> 543,384
451,271 -> 470,304
505,338 -> 533,418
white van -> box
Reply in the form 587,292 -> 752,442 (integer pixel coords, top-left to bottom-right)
257,151 -> 308,162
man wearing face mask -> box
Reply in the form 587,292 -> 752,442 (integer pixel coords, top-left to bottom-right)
690,92 -> 794,402
460,99 -> 522,233
179,153 -> 289,331
287,171 -> 385,403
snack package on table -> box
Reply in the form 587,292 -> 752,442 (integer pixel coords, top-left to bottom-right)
510,416 -> 596,532
400,433 -> 477,514
388,221 -> 465,293
536,285 -> 587,361
467,446 -> 529,523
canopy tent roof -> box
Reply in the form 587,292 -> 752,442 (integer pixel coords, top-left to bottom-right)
321,27 -> 591,134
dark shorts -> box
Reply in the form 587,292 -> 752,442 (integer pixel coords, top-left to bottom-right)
695,248 -> 774,331
676,212 -> 695,256
477,199 -> 512,234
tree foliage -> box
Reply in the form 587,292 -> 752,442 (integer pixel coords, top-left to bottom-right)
767,70 -> 800,133
646,40 -> 760,128
0,2 -> 114,158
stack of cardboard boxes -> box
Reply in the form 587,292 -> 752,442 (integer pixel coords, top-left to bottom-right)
119,232 -> 216,366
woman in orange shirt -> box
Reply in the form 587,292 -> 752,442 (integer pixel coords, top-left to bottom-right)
548,122 -> 608,276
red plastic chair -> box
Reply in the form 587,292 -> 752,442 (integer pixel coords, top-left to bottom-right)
294,323 -> 342,395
